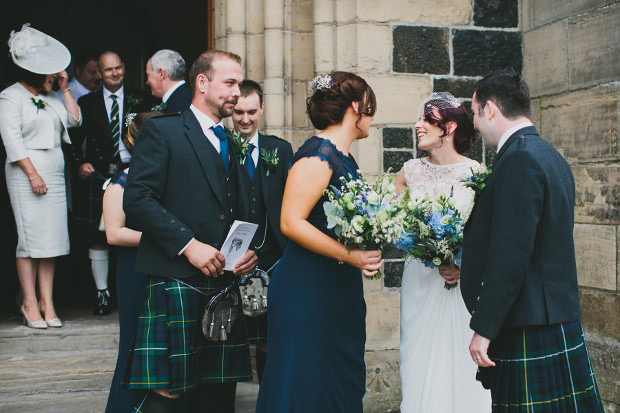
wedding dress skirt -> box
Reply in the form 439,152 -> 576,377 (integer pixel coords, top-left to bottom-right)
400,259 -> 491,412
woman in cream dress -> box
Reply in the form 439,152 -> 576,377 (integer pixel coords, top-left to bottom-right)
0,25 -> 81,328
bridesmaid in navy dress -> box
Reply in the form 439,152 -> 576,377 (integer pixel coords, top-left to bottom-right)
102,112 -> 159,413
256,72 -> 384,412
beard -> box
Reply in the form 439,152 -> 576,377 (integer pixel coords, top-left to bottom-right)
209,96 -> 238,119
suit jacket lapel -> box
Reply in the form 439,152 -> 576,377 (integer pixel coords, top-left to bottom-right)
492,126 -> 538,167
258,133 -> 274,203
94,90 -> 113,139
183,110 -> 226,208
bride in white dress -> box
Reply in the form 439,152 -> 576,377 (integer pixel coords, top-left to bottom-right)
394,92 -> 491,412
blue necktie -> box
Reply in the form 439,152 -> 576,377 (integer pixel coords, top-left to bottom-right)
244,143 -> 256,179
211,125 -> 230,171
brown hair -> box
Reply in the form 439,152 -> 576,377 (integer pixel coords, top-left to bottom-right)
239,79 -> 263,105
423,100 -> 476,154
306,71 -> 376,131
188,50 -> 242,94
123,111 -> 160,153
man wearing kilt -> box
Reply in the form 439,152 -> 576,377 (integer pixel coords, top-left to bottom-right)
122,50 -> 258,413
461,68 -> 604,412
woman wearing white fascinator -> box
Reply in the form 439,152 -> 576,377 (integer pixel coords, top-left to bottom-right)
0,24 -> 81,329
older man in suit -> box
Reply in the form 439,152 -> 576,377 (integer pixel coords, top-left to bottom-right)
146,49 -> 192,114
461,68 -> 603,412
231,79 -> 293,382
123,50 -> 257,413
69,50 -> 151,315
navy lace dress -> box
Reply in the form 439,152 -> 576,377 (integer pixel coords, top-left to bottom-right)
104,171 -> 148,413
256,137 -> 367,412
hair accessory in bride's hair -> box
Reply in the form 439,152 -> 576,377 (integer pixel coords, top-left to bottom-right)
309,73 -> 336,95
418,92 -> 463,120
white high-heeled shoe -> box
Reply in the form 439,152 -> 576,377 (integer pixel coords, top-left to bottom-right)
45,317 -> 63,328
20,306 -> 47,329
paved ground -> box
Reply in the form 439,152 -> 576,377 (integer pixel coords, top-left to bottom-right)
0,309 -> 259,412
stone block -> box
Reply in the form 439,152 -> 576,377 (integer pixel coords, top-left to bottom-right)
313,0 -> 334,24
383,127 -> 413,149
573,165 -> 620,224
532,0 -> 610,27
585,332 -> 620,406
290,129 -> 312,151
433,78 -> 477,99
384,151 -> 413,173
264,0 -> 284,29
363,276 -> 382,291
336,0 -> 357,22
290,0 -> 313,32
214,38 -> 227,51
358,127 -> 382,175
365,75 -> 431,125
523,20 -> 568,97
291,80 -> 309,128
364,290 -> 401,351
246,0 -> 264,33
363,349 -> 402,412
453,30 -> 522,76
540,85 -> 618,160
580,289 -> 620,341
357,0 -> 471,25
466,134 -> 484,163
393,26 -> 450,74
264,29 -> 284,77
531,98 -> 541,130
336,24 -> 357,71
214,0 -> 227,38
357,24 -> 391,73
474,0 -> 518,27
574,224 -> 617,290
246,35 -> 264,81
226,0 -> 245,32
568,6 -> 620,89
383,244 -> 404,259
313,24 -> 335,73
291,32 -> 315,80
520,0 -> 534,31
384,260 -> 405,288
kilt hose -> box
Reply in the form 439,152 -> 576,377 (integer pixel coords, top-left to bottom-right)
480,320 -> 603,412
123,274 -> 252,395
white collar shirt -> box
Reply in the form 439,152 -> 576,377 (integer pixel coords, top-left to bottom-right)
103,86 -> 131,163
189,104 -> 224,152
496,122 -> 534,153
247,131 -> 260,166
57,77 -> 92,103
162,80 -> 185,103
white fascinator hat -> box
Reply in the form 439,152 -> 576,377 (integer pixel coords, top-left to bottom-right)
8,24 -> 71,75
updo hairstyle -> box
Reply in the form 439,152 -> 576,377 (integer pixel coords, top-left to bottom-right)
123,111 -> 160,153
306,71 -> 376,131
423,98 -> 476,154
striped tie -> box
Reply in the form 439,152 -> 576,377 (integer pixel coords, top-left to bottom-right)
109,94 -> 120,163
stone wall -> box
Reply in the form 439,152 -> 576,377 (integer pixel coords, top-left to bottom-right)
522,1 -> 620,409
213,0 -> 618,411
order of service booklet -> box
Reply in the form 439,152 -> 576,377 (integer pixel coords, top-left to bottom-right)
220,220 -> 259,271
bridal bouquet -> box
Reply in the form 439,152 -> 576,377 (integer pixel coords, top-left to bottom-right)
323,172 -> 407,280
393,192 -> 467,290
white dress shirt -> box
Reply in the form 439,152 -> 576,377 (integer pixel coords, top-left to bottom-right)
162,80 -> 186,103
57,77 -> 92,104
102,86 -> 131,163
496,122 -> 534,153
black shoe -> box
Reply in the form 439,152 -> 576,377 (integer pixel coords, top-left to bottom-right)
93,289 -> 111,316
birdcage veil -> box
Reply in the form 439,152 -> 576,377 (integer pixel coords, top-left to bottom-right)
417,92 -> 463,120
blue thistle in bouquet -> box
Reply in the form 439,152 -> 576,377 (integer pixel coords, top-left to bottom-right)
323,172 -> 407,280
394,190 -> 467,290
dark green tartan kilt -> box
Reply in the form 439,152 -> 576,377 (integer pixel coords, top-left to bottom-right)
74,173 -> 107,244
123,274 -> 252,395
482,320 -> 603,412
246,313 -> 267,344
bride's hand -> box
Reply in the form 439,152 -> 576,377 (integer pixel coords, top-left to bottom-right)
343,249 -> 384,277
438,264 -> 460,284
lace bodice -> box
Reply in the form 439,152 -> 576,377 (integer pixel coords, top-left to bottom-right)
403,157 -> 479,215
291,136 -> 360,235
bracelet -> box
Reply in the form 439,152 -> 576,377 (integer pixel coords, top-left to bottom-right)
61,87 -> 71,94
338,246 -> 346,265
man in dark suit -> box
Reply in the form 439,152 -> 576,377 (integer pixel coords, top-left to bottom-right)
461,68 -> 603,411
231,79 -> 294,381
69,50 -> 151,315
123,50 -> 257,413
146,49 -> 192,114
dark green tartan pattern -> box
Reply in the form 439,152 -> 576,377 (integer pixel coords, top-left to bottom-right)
485,320 -> 603,412
124,274 -> 252,395
246,313 -> 267,343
